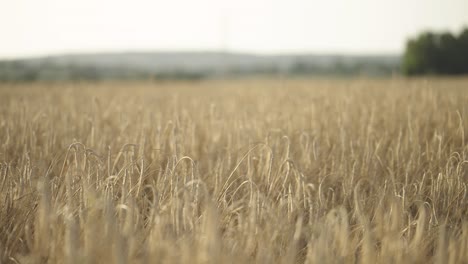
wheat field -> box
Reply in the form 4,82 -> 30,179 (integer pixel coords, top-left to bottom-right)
0,78 -> 467,263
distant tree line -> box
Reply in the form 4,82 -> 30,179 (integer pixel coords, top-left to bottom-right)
0,61 -> 133,81
0,54 -> 401,82
402,28 -> 468,75
0,60 -> 399,82
0,61 -> 207,82
288,59 -> 398,77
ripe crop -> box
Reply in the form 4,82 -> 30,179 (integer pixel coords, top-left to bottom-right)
1,78 -> 467,263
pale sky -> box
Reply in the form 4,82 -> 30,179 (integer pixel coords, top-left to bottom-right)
0,0 -> 467,59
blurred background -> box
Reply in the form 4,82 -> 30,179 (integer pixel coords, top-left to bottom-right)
0,0 -> 467,81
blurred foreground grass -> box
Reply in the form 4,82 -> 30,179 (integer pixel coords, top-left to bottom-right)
1,78 -> 467,263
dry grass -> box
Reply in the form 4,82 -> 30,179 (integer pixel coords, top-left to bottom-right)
0,78 -> 467,263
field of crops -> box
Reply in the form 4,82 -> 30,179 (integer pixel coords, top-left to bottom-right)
1,78 -> 467,263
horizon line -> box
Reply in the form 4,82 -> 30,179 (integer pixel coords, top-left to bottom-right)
0,49 -> 402,61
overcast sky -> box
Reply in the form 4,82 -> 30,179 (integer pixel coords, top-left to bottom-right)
0,0 -> 467,59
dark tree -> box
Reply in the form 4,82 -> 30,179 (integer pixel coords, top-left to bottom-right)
402,28 -> 468,76
459,29 -> 468,72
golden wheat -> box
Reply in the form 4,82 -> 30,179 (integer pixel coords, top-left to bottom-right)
0,78 -> 467,263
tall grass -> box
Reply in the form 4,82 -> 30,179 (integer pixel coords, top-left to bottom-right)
0,78 -> 467,263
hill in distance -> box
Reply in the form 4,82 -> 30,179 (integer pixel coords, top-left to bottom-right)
0,51 -> 401,81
